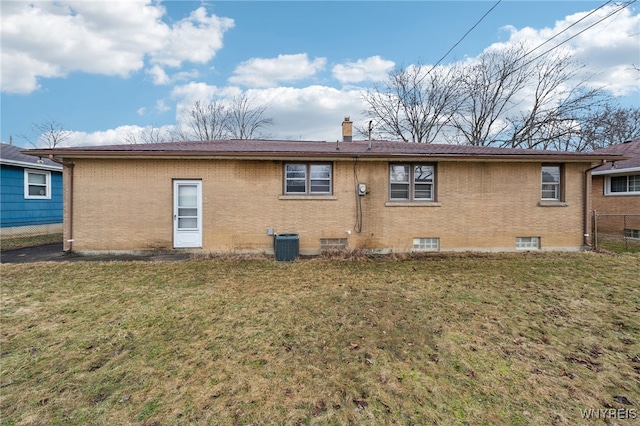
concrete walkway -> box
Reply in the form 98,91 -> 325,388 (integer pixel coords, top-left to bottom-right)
1,243 -> 192,263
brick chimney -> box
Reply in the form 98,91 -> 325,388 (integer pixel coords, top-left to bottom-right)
342,116 -> 353,142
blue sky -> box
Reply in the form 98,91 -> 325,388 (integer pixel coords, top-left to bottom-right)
1,1 -> 639,147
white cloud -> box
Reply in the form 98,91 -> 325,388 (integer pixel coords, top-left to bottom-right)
146,65 -> 170,85
137,107 -> 146,116
0,1 -> 233,94
332,56 -> 395,84
259,85 -> 367,141
228,54 -> 327,88
170,82 -> 239,127
146,65 -> 200,86
493,4 -> 640,97
0,51 -> 64,94
58,126 -> 137,147
155,100 -> 171,113
165,82 -> 366,141
151,7 -> 233,67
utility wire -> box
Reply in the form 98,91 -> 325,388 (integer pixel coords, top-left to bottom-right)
412,0 -> 502,90
517,0 -> 636,71
430,0 -> 502,70
464,0 -> 636,99
518,0 -> 613,62
440,0 -> 636,147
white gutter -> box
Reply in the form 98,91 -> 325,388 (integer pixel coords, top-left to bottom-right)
0,159 -> 62,171
591,166 -> 640,175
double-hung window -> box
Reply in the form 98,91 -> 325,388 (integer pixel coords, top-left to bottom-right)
285,163 -> 332,195
607,174 -> 640,195
541,164 -> 562,201
24,169 -> 51,199
389,164 -> 435,201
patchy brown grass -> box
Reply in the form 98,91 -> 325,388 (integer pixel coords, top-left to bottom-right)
1,252 -> 639,425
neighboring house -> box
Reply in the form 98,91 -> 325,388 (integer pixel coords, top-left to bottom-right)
590,138 -> 640,239
24,119 -> 624,255
1,143 -> 63,240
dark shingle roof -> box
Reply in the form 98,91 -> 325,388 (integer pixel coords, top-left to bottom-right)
591,138 -> 640,173
1,143 -> 62,170
22,139 -> 626,163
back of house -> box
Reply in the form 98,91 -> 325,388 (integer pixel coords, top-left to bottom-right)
590,138 -> 640,244
23,123 -> 625,255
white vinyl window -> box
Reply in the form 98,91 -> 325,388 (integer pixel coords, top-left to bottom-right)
413,237 -> 440,251
24,169 -> 51,199
390,164 -> 435,201
516,237 -> 540,250
606,174 -> 640,195
541,164 -> 561,200
285,163 -> 332,195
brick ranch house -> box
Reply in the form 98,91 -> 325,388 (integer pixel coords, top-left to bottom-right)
24,121 -> 625,255
590,138 -> 640,239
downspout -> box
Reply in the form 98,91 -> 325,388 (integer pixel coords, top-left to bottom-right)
49,155 -> 74,252
583,160 -> 606,248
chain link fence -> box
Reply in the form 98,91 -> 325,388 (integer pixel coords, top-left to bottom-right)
593,213 -> 640,253
0,223 -> 63,251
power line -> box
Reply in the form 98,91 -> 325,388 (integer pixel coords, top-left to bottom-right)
452,0 -> 636,145
519,0 -> 636,70
430,0 -> 502,70
519,0 -> 614,61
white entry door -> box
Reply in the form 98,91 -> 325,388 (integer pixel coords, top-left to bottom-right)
173,180 -> 202,248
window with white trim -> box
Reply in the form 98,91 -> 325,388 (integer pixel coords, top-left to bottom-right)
624,229 -> 640,239
413,237 -> 439,251
24,169 -> 51,199
516,237 -> 540,250
390,164 -> 435,201
284,163 -> 332,195
541,164 -> 562,200
606,174 -> 640,195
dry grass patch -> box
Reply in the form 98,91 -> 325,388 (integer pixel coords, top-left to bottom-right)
1,252 -> 639,425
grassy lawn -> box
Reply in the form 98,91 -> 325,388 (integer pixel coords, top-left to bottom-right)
1,252 -> 639,425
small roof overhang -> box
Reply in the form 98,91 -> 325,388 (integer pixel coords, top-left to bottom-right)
0,158 -> 62,172
592,166 -> 640,176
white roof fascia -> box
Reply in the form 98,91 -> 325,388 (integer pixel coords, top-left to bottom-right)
0,158 -> 63,171
592,166 -> 640,175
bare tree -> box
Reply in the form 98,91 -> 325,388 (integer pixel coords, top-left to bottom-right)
500,52 -> 607,150
179,95 -> 274,141
226,93 -> 275,139
361,63 -> 462,143
185,100 -> 231,141
447,44 -> 532,146
19,119 -> 72,148
364,42 -> 629,150
124,125 -> 172,144
572,104 -> 640,151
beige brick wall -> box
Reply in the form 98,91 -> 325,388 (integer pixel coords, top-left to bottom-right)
591,175 -> 640,215
68,158 -> 590,253
590,174 -> 640,235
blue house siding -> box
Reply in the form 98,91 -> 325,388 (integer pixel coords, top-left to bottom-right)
0,165 -> 63,228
